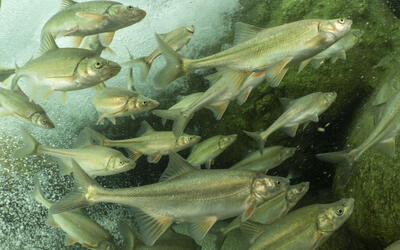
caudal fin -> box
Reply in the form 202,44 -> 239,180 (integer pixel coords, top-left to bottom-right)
50,161 -> 101,214
243,131 -> 265,154
124,57 -> 151,83
13,128 -> 40,158
316,150 -> 357,189
0,68 -> 15,82
152,109 -> 193,137
153,34 -> 187,88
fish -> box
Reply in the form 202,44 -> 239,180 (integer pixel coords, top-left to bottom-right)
41,0 -> 146,48
125,25 -> 195,81
32,176 -> 116,249
49,153 -> 290,246
385,240 -> 400,250
0,87 -> 54,129
317,90 -> 400,188
14,128 -> 135,177
245,92 -> 337,153
241,198 -> 354,250
119,221 -> 200,250
152,68 -> 249,137
373,70 -> 400,106
0,34 -> 121,103
187,134 -> 237,169
79,121 -> 201,163
81,34 -> 116,56
305,29 -> 363,71
230,146 -> 296,173
154,18 -> 352,88
92,86 -> 159,125
216,182 -> 309,248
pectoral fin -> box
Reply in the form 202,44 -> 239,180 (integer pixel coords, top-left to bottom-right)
208,101 -> 230,120
147,152 -> 162,163
189,217 -> 217,241
281,124 -> 299,137
76,12 -> 108,22
240,221 -> 265,244
265,57 -> 292,88
107,116 -> 116,125
241,198 -> 256,222
126,149 -> 143,161
99,32 -> 115,47
205,158 -> 213,169
373,137 -> 396,158
310,114 -> 319,122
57,26 -> 79,38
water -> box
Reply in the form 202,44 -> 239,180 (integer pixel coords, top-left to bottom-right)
0,0 -> 399,249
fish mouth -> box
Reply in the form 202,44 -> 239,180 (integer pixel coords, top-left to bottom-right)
132,9 -> 146,21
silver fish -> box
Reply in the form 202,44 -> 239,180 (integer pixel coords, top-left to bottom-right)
241,198 -> 354,250
245,92 -> 337,152
50,153 -> 290,246
373,70 -> 400,106
317,90 -> 400,188
14,128 -> 135,177
33,176 -> 116,249
187,134 -> 237,169
0,87 -> 54,129
154,18 -> 352,88
230,146 -> 296,173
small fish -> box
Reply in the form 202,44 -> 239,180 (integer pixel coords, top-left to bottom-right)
49,153 -> 290,246
32,176 -> 116,249
0,87 -> 54,129
79,121 -> 201,163
0,34 -> 121,103
152,68 -> 249,137
125,25 -> 195,81
241,198 -> 354,250
303,29 -> 363,71
230,146 -> 296,173
14,128 -> 135,177
154,18 -> 352,88
317,90 -> 400,188
81,34 -> 116,56
245,92 -> 337,153
41,0 -> 146,48
187,134 -> 237,169
216,182 -> 309,248
119,221 -> 201,250
385,240 -> 400,250
92,86 -> 159,125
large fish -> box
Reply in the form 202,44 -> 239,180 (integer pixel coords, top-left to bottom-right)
0,34 -> 120,102
41,0 -> 146,47
119,221 -> 200,250
245,92 -> 337,153
216,182 -> 309,248
154,18 -> 352,88
230,146 -> 296,173
125,25 -> 195,81
49,153 -> 290,246
317,90 -> 400,188
187,134 -> 237,169
241,198 -> 354,250
0,87 -> 54,129
32,176 -> 116,249
79,121 -> 201,163
14,128 -> 135,177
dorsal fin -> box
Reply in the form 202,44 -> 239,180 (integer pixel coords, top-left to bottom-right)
279,97 -> 294,110
137,121 -> 155,137
233,22 -> 263,45
61,0 -> 77,10
160,152 -> 196,181
39,33 -> 59,55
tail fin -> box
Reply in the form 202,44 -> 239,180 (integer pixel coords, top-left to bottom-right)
0,68 -> 16,82
14,128 -> 40,158
32,175 -> 52,209
152,109 -> 193,137
50,161 -> 101,214
243,131 -> 265,154
153,33 -> 187,88
316,150 -> 357,189
124,57 -> 151,83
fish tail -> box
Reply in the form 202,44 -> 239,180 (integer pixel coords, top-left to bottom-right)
153,33 -> 189,88
0,68 -> 16,83
13,128 -> 41,158
124,57 -> 151,82
243,131 -> 265,154
316,150 -> 358,189
152,109 -> 193,137
32,175 -> 52,209
50,161 -> 101,214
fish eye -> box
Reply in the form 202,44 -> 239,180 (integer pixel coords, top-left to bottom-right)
336,208 -> 344,216
95,62 -> 103,69
338,18 -> 345,24
276,180 -> 281,185
127,5 -> 134,10
142,101 -> 148,105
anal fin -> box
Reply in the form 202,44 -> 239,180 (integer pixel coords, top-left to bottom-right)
298,58 -> 312,73
373,137 -> 396,158
189,216 -> 217,241
208,101 -> 230,120
64,235 -> 78,246
281,124 -> 299,137
236,87 -> 253,105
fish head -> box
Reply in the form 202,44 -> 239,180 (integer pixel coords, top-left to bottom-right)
319,18 -> 352,42
252,175 -> 290,202
218,134 -> 237,150
286,182 -> 310,204
108,155 -> 136,172
78,57 -> 121,83
279,147 -> 297,162
128,95 -> 160,112
317,198 -> 355,232
317,91 -> 337,112
97,240 -> 117,250
31,112 -> 55,129
177,134 -> 202,148
108,4 -> 146,24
